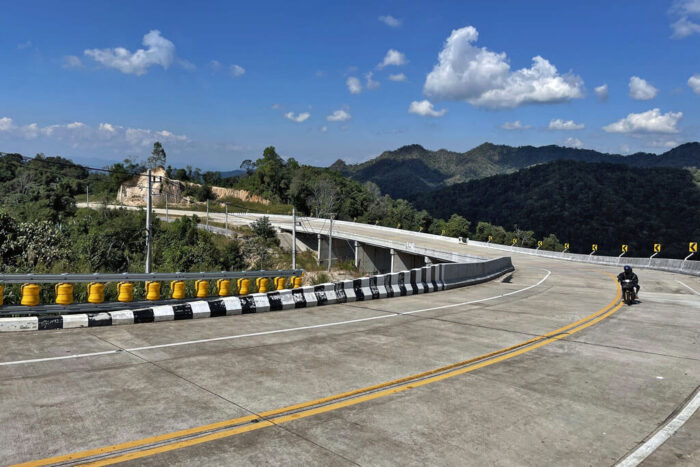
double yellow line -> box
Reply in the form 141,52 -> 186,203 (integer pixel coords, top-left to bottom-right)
16,276 -> 623,467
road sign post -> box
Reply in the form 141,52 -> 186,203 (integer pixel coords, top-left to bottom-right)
563,243 -> 569,253
590,244 -> 598,256
684,242 -> 697,261
487,235 -> 493,243
619,244 -> 628,257
650,243 -> 661,260
536,240 -> 542,251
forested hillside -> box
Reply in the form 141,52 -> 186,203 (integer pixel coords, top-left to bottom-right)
411,160 -> 700,257
332,142 -> 700,199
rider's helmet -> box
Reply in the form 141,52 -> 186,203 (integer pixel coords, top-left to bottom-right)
623,265 -> 632,273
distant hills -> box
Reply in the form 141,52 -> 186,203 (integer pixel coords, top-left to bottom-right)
331,142 -> 700,199
411,160 -> 700,257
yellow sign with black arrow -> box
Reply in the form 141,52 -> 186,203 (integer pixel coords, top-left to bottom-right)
564,243 -> 569,250
512,238 -> 518,245
691,242 -> 698,253
653,243 -> 661,253
592,244 -> 598,252
621,244 -> 628,253
537,241 -> 543,247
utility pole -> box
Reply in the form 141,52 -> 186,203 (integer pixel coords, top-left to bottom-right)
165,193 -> 169,222
145,169 -> 152,274
86,185 -> 89,208
292,207 -> 297,269
327,214 -> 334,272
206,199 -> 209,230
225,203 -> 228,231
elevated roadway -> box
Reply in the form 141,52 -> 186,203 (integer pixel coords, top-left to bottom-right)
4,209 -> 699,465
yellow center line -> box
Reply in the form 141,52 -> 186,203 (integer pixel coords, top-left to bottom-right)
15,274 -> 622,467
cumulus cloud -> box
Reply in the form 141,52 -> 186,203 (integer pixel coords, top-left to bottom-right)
62,55 -> 83,69
365,71 -> 380,90
284,112 -> 310,123
229,64 -> 245,77
378,15 -> 401,27
423,26 -> 584,109
347,76 -> 362,94
670,0 -> 700,38
629,76 -> 658,100
378,49 -> 407,69
688,74 -> 700,94
564,137 -> 583,149
388,73 -> 407,82
603,108 -> 682,134
594,84 -> 608,101
548,118 -> 584,130
501,120 -> 530,130
326,109 -> 351,122
84,30 -> 183,75
408,100 -> 447,117
0,116 -> 189,146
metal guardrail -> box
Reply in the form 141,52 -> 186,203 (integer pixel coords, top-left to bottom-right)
0,269 -> 304,284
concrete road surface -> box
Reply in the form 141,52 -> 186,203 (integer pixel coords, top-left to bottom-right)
3,212 -> 699,466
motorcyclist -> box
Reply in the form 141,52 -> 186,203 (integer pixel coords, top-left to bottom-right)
617,265 -> 639,299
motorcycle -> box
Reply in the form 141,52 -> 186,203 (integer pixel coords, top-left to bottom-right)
620,279 -> 636,305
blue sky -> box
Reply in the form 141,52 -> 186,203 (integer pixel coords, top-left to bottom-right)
1,0 -> 699,170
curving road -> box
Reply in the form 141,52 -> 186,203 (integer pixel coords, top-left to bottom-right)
2,212 -> 699,466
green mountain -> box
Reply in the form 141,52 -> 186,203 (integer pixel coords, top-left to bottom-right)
411,160 -> 700,258
331,142 -> 700,199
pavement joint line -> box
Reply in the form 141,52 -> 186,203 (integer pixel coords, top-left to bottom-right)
677,280 -> 700,295
12,275 -> 621,467
0,270 -> 551,368
615,385 -> 700,467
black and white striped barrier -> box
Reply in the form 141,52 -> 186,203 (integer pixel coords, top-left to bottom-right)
0,259 -> 511,332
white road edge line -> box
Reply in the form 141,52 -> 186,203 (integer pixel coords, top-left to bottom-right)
615,388 -> 700,467
677,280 -> 700,296
0,269 -> 551,367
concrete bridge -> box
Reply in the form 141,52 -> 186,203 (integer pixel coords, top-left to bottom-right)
2,207 -> 698,466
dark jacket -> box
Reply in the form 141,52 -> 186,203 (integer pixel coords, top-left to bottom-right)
617,271 -> 638,286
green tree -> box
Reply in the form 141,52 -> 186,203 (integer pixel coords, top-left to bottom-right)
147,142 -> 167,169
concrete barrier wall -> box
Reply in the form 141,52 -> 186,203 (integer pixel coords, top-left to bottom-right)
0,257 -> 513,332
465,240 -> 699,277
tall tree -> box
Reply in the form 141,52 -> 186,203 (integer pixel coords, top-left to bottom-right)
147,142 -> 167,169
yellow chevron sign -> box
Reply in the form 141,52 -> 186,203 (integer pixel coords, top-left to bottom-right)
488,235 -> 493,242
654,243 -> 661,253
690,242 -> 697,253
537,241 -> 543,247
564,243 -> 569,250
592,244 -> 598,252
512,238 -> 518,245
621,244 -> 628,253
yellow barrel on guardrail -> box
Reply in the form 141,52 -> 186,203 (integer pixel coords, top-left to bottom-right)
87,282 -> 105,304
257,277 -> 269,293
170,280 -> 185,299
145,281 -> 161,301
237,278 -> 250,295
217,279 -> 231,297
55,283 -> 73,306
20,283 -> 40,306
274,277 -> 286,290
195,280 -> 209,298
117,282 -> 133,302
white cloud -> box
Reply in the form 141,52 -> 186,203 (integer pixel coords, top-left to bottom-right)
284,112 -> 310,123
17,40 -> 32,50
408,100 -> 448,117
365,71 -> 380,90
649,139 -> 680,148
423,26 -> 584,109
271,103 -> 281,110
688,74 -> 700,95
629,76 -> 658,100
378,15 -> 401,27
62,55 -> 83,69
564,137 -> 583,149
326,109 -> 352,122
603,108 -> 682,134
0,115 -> 189,146
670,0 -> 700,38
594,84 -> 608,101
321,125 -> 328,133
0,117 -> 16,132
229,64 -> 245,77
388,73 -> 407,82
378,49 -> 407,69
84,30 -> 180,76
347,76 -> 362,94
618,144 -> 631,154
548,118 -> 584,130
208,60 -> 222,72
501,120 -> 530,130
